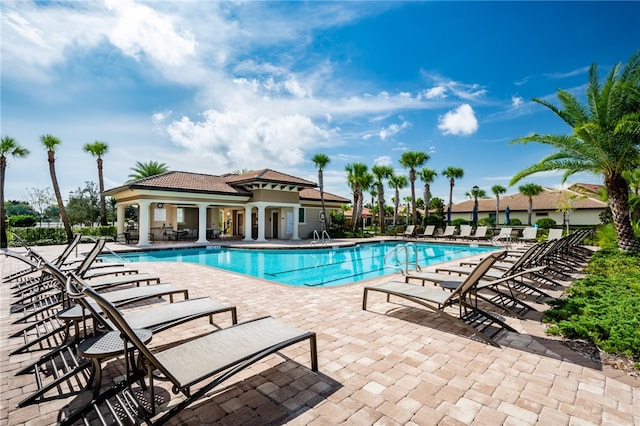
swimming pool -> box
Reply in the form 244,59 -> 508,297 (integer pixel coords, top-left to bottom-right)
103,242 -> 497,287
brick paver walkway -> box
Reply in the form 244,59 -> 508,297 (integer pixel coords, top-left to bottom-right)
1,241 -> 638,425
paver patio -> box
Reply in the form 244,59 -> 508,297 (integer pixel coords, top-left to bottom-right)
1,240 -> 638,425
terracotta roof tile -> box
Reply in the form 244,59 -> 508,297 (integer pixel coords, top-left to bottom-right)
299,188 -> 350,203
121,171 -> 250,195
223,169 -> 316,187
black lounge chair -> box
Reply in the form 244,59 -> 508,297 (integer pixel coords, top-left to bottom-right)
363,251 -> 515,347
75,285 -> 318,425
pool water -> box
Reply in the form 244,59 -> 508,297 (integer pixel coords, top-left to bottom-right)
103,242 -> 496,287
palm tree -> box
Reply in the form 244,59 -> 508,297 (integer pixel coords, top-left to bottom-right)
399,151 -> 430,225
83,141 -> 109,226
1,136 -> 30,248
491,185 -> 507,226
311,153 -> 330,233
518,183 -> 543,225
417,168 -> 437,220
510,50 -> 640,251
371,165 -> 394,233
345,163 -> 371,231
127,161 -> 169,181
388,174 -> 408,227
41,134 -> 73,242
441,166 -> 464,224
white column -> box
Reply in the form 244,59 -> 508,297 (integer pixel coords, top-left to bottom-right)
116,204 -> 125,237
197,203 -> 208,244
256,204 -> 266,242
292,204 -> 300,240
137,200 -> 151,246
243,205 -> 253,241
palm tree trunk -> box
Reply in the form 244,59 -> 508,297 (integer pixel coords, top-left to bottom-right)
527,198 -> 533,225
378,188 -> 386,234
410,177 -> 416,225
98,158 -> 107,226
495,196 -> 500,226
606,174 -> 640,252
48,151 -> 73,242
0,157 -> 7,248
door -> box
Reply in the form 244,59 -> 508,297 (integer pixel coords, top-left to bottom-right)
272,212 -> 279,238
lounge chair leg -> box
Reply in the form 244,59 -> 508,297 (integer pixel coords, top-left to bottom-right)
309,334 -> 318,371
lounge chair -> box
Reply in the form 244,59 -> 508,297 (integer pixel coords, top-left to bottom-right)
491,227 -> 513,246
416,225 -> 436,239
363,251 -> 515,346
434,242 -> 556,302
75,285 -> 318,424
435,225 -> 456,239
547,228 -> 563,240
454,225 -> 473,240
10,279 -> 190,356
519,226 -> 538,243
468,226 -> 489,240
14,267 -> 237,406
396,225 -> 416,238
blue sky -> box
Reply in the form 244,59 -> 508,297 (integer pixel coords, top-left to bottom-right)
2,1 -> 639,206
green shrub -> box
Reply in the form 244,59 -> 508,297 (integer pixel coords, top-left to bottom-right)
535,218 -> 557,229
451,218 -> 469,228
11,227 -> 68,245
7,215 -> 38,227
75,226 -> 117,240
543,249 -> 640,359
593,223 -> 618,249
507,218 -> 522,225
424,214 -> 444,227
478,217 -> 494,226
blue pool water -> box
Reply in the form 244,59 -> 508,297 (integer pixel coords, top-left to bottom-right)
102,242 -> 496,287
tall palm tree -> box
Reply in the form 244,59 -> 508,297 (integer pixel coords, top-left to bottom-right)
510,50 -> 640,251
371,164 -> 394,233
41,134 -> 73,242
417,168 -> 437,220
0,136 -> 30,248
345,163 -> 371,231
399,151 -> 429,225
441,166 -> 464,224
491,185 -> 507,226
127,161 -> 169,182
83,141 -> 109,226
311,153 -> 330,232
388,174 -> 408,227
518,183 -> 543,225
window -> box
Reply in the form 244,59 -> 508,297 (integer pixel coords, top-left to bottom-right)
536,212 -> 548,217
298,208 -> 305,224
177,207 -> 185,224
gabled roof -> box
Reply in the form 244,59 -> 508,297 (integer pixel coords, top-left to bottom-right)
299,188 -> 350,203
105,169 -> 318,197
222,169 -> 317,188
451,187 -> 607,213
104,171 -> 251,196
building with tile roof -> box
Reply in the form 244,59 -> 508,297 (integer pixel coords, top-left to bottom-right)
450,186 -> 607,226
104,169 -> 350,245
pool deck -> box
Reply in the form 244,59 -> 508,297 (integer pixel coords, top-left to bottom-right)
1,238 -> 638,425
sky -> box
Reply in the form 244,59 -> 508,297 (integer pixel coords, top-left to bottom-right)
2,1 -> 639,207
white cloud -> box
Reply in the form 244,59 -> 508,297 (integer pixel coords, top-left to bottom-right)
373,156 -> 392,166
423,85 -> 447,99
105,0 -> 196,66
511,96 -> 524,108
437,104 -> 478,136
165,109 -> 333,171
